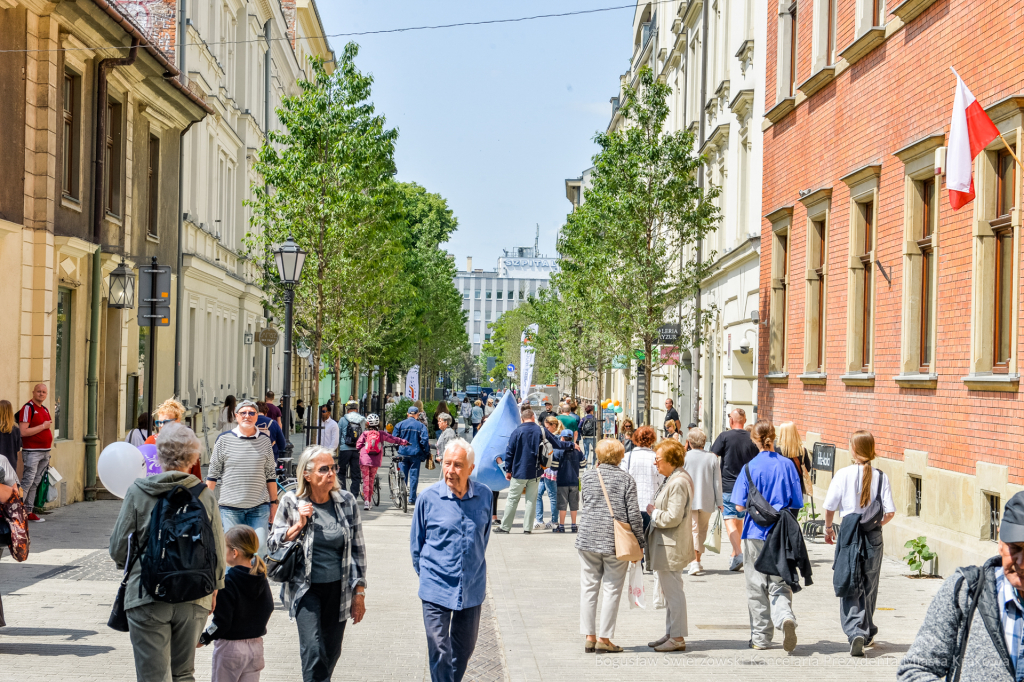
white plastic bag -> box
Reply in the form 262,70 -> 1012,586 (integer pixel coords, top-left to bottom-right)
704,508 -> 723,554
628,561 -> 646,609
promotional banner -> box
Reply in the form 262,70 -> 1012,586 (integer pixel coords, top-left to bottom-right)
404,365 -> 419,400
519,324 -> 538,403
469,390 -> 521,492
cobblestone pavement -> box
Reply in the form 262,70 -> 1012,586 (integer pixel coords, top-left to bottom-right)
2,456 -> 943,682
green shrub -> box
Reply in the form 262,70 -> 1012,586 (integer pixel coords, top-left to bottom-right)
903,536 -> 937,576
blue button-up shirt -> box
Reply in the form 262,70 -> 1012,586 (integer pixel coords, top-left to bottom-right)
411,479 -> 492,610
730,451 -> 804,541
995,565 -> 1024,679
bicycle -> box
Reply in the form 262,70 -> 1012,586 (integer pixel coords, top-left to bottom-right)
275,457 -> 297,497
372,474 -> 381,507
387,445 -> 408,514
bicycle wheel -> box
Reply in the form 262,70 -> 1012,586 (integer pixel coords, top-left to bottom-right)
389,465 -> 403,510
401,475 -> 408,514
372,476 -> 380,506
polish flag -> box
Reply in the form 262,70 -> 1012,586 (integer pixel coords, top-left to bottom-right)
948,68 -> 1000,210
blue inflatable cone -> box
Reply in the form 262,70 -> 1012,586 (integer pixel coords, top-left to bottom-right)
468,391 -> 521,492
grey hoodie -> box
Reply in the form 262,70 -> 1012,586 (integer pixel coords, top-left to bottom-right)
109,471 -> 226,612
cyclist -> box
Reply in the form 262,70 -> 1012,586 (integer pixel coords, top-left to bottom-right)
392,406 -> 430,506
356,414 -> 408,511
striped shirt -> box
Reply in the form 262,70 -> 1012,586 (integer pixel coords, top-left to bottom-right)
575,463 -> 646,556
995,566 -> 1024,670
208,429 -> 276,509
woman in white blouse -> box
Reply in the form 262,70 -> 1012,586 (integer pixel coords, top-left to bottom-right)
822,430 -> 895,657
620,425 -> 664,534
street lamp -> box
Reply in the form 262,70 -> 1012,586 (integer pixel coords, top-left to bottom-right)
107,258 -> 136,309
273,234 -> 306,452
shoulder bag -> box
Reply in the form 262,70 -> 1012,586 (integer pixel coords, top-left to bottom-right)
595,466 -> 643,562
743,464 -> 781,528
108,534 -> 139,632
267,522 -> 308,583
858,469 -> 886,533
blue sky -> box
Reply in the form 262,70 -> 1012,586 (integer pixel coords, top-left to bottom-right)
315,1 -> 633,270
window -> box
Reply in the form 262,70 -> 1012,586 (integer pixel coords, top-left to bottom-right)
918,179 -> 937,371
872,0 -> 885,25
473,310 -> 481,320
105,100 -> 123,215
842,165 -> 880,379
910,475 -> 922,516
518,290 -> 524,300
508,290 -> 514,300
788,4 -> 798,97
62,72 -> 80,200
485,333 -> 491,342
463,291 -> 469,299
812,220 -> 827,371
473,333 -> 480,344
988,493 -> 1001,542
486,290 -> 491,300
859,201 -> 874,371
799,190 -> 831,379
496,290 -> 502,300
767,207 -> 793,376
54,288 -> 72,440
827,0 -> 836,64
147,136 -> 160,238
993,147 -> 1016,372
474,290 -> 481,299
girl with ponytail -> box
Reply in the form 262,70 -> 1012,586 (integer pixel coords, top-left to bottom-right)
822,430 -> 896,657
198,525 -> 275,681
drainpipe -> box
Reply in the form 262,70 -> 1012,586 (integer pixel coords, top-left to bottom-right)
85,37 -> 140,500
692,4 -> 710,428
174,0 -> 187,397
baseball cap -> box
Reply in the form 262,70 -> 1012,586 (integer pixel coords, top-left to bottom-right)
408,406 -> 420,414
1001,491 -> 1024,543
560,429 -> 573,438
236,399 -> 258,413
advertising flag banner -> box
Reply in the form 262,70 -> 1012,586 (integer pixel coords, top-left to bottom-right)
519,324 -> 538,401
404,365 -> 419,400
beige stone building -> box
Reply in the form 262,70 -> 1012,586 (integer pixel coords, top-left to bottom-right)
0,0 -> 210,504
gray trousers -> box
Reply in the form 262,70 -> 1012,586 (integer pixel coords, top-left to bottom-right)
657,570 -> 688,637
20,449 -> 50,511
127,601 -> 209,682
500,477 -> 538,532
840,529 -> 884,642
742,538 -> 796,647
579,550 -> 629,639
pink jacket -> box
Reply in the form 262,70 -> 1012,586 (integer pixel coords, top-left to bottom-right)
356,429 -> 408,467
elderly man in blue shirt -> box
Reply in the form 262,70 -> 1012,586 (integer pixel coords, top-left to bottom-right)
393,405 -> 431,505
411,436 -> 491,682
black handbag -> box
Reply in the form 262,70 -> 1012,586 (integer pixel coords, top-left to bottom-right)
858,470 -> 886,533
108,536 -> 139,632
743,464 -> 781,528
267,524 -> 307,583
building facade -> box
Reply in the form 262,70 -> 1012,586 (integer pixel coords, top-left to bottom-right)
176,0 -> 332,444
0,0 -> 210,504
597,0 -> 766,435
759,0 -> 1024,567
456,232 -> 557,357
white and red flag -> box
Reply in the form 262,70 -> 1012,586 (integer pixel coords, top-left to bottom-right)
947,68 -> 1000,210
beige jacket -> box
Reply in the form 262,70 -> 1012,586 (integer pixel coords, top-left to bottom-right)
648,467 -> 695,572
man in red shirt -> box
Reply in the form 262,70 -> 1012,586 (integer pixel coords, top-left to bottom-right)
19,383 -> 53,522
264,391 -> 282,428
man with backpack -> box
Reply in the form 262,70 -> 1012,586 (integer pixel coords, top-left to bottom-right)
899,492 -> 1024,682
578,404 -> 598,466
337,401 -> 367,499
19,383 -> 52,522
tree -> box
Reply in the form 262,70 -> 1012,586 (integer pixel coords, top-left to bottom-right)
245,46 -> 400,427
557,66 -> 720,425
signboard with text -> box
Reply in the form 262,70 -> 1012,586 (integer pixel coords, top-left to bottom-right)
812,442 -> 836,473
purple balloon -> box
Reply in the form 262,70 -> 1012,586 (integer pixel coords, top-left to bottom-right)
139,443 -> 162,476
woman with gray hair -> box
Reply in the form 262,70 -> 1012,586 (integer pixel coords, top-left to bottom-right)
681,427 -> 723,576
269,445 -> 367,681
109,422 -> 227,682
434,413 -> 456,464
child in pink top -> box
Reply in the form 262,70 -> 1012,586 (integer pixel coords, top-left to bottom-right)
356,413 -> 408,510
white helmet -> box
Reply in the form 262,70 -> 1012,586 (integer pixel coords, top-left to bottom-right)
366,413 -> 380,427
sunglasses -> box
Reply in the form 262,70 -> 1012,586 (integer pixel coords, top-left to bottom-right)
316,465 -> 340,475
154,419 -> 172,428
237,410 -> 257,417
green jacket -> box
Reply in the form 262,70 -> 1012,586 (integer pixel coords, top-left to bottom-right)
109,471 -> 226,611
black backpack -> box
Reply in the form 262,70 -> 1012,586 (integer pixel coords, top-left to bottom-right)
139,482 -> 218,603
343,418 -> 359,448
580,416 -> 596,437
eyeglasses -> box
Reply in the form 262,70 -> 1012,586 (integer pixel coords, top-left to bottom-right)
237,410 -> 257,417
316,465 -> 340,475
154,419 -> 172,428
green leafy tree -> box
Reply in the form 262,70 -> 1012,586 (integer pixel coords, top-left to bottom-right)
557,66 -> 720,425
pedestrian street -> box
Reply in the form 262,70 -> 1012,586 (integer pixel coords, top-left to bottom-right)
1,459 -> 942,682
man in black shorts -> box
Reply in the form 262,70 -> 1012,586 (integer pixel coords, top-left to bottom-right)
709,407 -> 759,571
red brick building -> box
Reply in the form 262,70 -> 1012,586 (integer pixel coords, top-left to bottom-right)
758,0 -> 1024,568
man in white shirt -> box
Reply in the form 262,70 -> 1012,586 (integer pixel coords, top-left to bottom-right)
320,404 -> 340,454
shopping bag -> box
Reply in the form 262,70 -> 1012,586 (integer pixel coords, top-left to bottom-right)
628,561 -> 646,610
704,508 -> 723,554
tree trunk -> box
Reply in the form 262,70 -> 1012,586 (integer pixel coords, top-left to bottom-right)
333,355 -> 341,422
596,352 -> 604,439
644,339 -> 653,427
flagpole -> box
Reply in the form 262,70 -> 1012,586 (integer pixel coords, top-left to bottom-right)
998,132 -> 1024,172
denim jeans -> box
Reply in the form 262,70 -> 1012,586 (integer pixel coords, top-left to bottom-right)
535,478 -> 557,524
400,456 -> 424,504
422,601 -> 482,682
220,504 -> 271,555
581,437 -> 596,466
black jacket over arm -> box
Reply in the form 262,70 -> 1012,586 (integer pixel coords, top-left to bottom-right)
753,508 -> 813,592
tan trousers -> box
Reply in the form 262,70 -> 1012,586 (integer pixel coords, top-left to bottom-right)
691,509 -> 712,553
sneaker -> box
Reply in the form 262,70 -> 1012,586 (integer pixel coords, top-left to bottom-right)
363,501 -> 370,511
728,554 -> 744,572
850,635 -> 865,657
687,561 -> 701,576
494,527 -> 510,534
571,524 -> 578,533
555,524 -> 565,533
533,521 -> 545,530
781,618 -> 798,652
748,640 -> 768,650
864,635 -> 875,647
28,513 -> 44,523
544,522 -> 552,529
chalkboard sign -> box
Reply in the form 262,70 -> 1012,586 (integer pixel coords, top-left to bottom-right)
812,442 -> 836,472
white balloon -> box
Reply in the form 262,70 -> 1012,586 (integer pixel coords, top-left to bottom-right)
97,441 -> 146,499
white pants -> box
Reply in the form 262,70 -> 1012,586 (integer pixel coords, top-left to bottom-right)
657,570 -> 688,637
579,550 -> 629,639
742,538 -> 796,647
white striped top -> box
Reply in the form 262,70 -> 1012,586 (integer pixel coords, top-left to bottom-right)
208,429 -> 276,509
